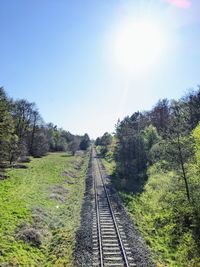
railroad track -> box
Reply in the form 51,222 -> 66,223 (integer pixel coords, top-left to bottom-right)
92,148 -> 136,267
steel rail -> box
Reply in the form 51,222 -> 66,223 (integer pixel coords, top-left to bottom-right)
93,149 -> 104,267
94,148 -> 130,267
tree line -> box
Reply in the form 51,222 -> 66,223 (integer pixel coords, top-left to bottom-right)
113,89 -> 200,196
0,87 -> 90,167
96,87 -> 200,265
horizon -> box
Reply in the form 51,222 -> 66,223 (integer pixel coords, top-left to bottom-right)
1,0 -> 200,138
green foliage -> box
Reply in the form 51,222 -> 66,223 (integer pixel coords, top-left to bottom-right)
110,121 -> 200,266
95,132 -> 112,147
0,152 -> 89,266
67,136 -> 81,155
142,125 -> 161,164
120,162 -> 200,266
31,128 -> 49,157
143,125 -> 161,151
95,132 -> 112,157
114,113 -> 148,192
149,98 -> 170,134
0,87 -> 90,162
7,134 -> 20,164
186,88 -> 200,130
105,88 -> 200,266
80,133 -> 90,150
46,124 -> 69,152
0,87 -> 14,163
193,123 -> 200,167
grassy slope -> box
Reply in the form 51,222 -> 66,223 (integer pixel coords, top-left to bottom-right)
0,152 -> 89,266
102,158 -> 115,175
103,158 -> 200,267
102,158 -> 174,266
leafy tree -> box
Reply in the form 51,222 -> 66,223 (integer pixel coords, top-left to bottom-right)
80,133 -> 90,150
186,88 -> 200,130
114,113 -> 147,192
0,87 -> 14,163
100,132 -> 112,146
29,110 -> 42,155
190,123 -> 200,211
12,99 -> 36,141
164,100 -> 193,202
7,135 -> 27,164
95,137 -> 101,146
11,99 -> 39,160
109,87 -> 200,264
142,125 -> 162,165
149,99 -> 170,135
31,127 -> 49,157
95,132 -> 112,156
68,136 -> 81,155
0,87 -> 89,163
46,124 -> 68,152
193,123 -> 200,167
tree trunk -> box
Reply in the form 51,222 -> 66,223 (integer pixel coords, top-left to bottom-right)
30,115 -> 37,155
177,135 -> 191,203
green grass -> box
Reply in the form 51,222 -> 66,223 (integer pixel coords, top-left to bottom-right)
102,158 -> 200,267
101,158 -> 115,175
0,152 -> 89,266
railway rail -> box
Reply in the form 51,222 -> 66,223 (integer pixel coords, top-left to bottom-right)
92,148 -> 136,267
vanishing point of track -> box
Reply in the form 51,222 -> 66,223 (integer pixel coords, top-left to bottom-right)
92,148 -> 136,267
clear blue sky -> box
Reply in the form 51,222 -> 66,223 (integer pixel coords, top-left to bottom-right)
0,0 -> 200,138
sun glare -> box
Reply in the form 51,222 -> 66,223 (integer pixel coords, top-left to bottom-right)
113,18 -> 167,75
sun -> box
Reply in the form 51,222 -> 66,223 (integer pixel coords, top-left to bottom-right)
113,18 -> 167,74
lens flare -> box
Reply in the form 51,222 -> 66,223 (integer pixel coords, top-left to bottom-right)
113,18 -> 167,75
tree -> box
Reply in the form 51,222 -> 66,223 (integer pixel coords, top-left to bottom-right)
80,133 -> 90,150
100,132 -> 112,146
95,132 -> 112,156
186,88 -> 200,130
114,113 -> 147,192
149,99 -> 170,135
31,127 -> 49,157
164,100 -> 193,202
142,125 -> 161,164
11,99 -> 38,160
193,123 -> 200,168
143,125 -> 161,152
7,135 -> 27,165
68,136 -> 81,155
0,87 -> 14,163
95,137 -> 101,146
12,99 -> 36,141
29,110 -> 42,155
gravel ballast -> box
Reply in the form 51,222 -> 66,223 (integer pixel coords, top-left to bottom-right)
74,153 -> 94,266
99,160 -> 155,267
74,151 -> 154,267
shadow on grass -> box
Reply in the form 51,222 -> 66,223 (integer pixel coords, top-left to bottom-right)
61,154 -> 72,158
0,172 -> 8,180
12,164 -> 28,169
0,163 -> 28,170
109,167 -> 147,195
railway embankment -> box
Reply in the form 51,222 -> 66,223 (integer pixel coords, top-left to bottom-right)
75,148 -> 153,267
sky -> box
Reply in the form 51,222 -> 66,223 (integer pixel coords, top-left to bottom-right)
0,0 -> 200,138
